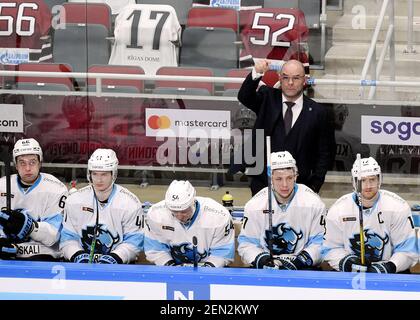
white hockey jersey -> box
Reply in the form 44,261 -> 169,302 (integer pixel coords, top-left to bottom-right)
109,4 -> 181,75
144,196 -> 235,267
238,184 -> 326,266
0,173 -> 67,259
60,184 -> 144,263
323,190 -> 418,272
68,0 -> 136,15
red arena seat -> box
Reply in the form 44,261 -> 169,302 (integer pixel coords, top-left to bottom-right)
88,65 -> 145,93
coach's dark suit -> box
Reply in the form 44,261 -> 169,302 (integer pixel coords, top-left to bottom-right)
237,73 -> 333,195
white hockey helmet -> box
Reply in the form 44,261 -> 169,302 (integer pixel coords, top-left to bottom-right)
13,138 -> 43,163
165,180 -> 196,211
351,157 -> 381,190
87,148 -> 119,183
271,151 -> 297,172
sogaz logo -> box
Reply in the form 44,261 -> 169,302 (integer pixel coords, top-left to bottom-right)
361,116 -> 420,146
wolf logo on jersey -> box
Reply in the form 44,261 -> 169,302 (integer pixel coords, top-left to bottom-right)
267,223 -> 303,255
349,230 -> 389,262
81,224 -> 120,254
170,242 -> 209,264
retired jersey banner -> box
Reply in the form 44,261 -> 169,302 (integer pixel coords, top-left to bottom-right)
361,115 -> 420,146
0,104 -> 23,133
146,108 -> 231,139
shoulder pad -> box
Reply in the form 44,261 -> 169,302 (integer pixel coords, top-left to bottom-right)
118,186 -> 141,204
380,190 -> 407,205
42,174 -> 67,189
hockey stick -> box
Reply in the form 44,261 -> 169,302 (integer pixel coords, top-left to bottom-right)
265,136 -> 274,258
355,153 -> 366,266
4,143 -> 11,213
88,185 -> 100,264
192,236 -> 198,269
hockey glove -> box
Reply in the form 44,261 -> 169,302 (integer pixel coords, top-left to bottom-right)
367,261 -> 396,274
0,238 -> 17,259
202,261 -> 216,267
0,209 -> 35,242
253,252 -> 282,269
164,259 -> 178,266
277,251 -> 314,270
71,251 -> 90,263
339,254 -> 367,272
98,253 -> 123,264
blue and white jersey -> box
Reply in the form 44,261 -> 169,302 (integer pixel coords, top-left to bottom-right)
238,184 -> 326,266
323,190 -> 418,272
0,173 -> 67,259
144,196 -> 235,267
60,184 -> 143,263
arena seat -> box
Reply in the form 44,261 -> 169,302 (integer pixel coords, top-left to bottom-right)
263,0 -> 298,9
136,0 -> 193,26
43,0 -> 67,10
68,0 -> 136,16
87,65 -> 145,93
60,2 -> 112,33
180,27 -> 238,77
53,24 -> 110,74
154,66 -> 214,96
223,68 -> 250,96
262,70 -> 280,88
263,0 -> 321,29
187,7 -> 239,33
16,63 -> 74,91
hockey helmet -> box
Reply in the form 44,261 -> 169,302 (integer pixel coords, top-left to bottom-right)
87,148 -> 119,183
13,138 -> 43,163
334,104 -> 349,127
233,107 -> 257,129
351,157 -> 381,190
271,151 -> 297,172
165,180 -> 196,211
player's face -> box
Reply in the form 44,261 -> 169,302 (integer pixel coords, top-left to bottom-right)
171,207 -> 194,224
279,62 -> 306,101
361,175 -> 379,200
272,168 -> 297,199
16,154 -> 41,185
91,171 -> 113,192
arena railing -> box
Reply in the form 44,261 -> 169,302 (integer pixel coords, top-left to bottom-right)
1,69 -> 420,187
360,0 -> 396,100
405,0 -> 416,54
3,70 -> 420,96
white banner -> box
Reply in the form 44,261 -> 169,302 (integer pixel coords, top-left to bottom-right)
146,108 -> 231,139
0,104 -> 24,133
361,115 -> 420,146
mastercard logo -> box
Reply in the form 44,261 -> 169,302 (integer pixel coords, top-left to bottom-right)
147,115 -> 171,129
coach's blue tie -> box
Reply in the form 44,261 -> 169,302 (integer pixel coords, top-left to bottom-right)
284,101 -> 295,135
